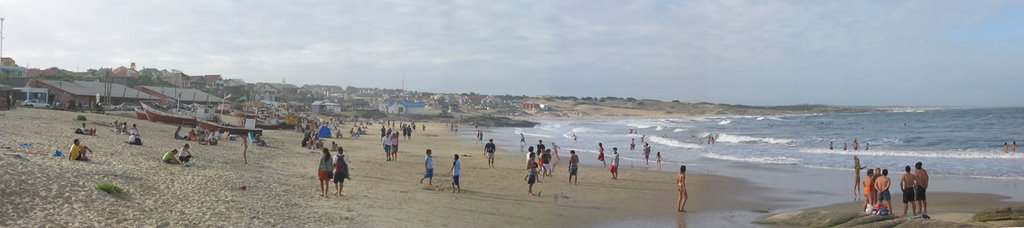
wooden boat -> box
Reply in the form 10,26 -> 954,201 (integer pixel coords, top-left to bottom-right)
140,101 -> 196,126
134,108 -> 149,120
195,118 -> 263,135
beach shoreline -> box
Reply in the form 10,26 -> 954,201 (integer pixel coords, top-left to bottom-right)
2,108 -> 1021,227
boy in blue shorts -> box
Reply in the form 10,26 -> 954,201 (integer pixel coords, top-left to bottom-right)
449,154 -> 461,193
419,149 -> 434,185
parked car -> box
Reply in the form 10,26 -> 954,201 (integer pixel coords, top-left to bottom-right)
97,102 -> 115,110
21,99 -> 51,108
114,103 -> 141,111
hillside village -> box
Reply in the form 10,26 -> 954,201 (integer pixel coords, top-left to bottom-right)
1,57 -> 863,121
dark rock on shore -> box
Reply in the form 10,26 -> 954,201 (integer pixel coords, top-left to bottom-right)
463,116 -> 538,128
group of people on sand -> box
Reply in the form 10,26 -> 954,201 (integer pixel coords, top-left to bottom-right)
418,149 -> 462,193
855,156 -> 930,218
317,147 -> 351,197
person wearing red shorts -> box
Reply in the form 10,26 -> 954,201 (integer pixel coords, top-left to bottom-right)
317,149 -> 333,198
610,147 -> 619,180
597,143 -> 606,167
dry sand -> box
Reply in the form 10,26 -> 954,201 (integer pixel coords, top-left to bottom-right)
0,108 -> 766,227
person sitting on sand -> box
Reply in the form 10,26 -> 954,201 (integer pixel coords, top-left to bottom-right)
162,149 -> 182,164
126,133 -> 143,145
178,143 -> 194,164
130,124 -> 139,136
204,133 -> 218,146
677,165 -> 688,212
68,139 -> 93,161
187,129 -> 198,142
174,126 -> 187,140
113,120 -> 121,134
74,123 -> 96,135
317,148 -> 333,198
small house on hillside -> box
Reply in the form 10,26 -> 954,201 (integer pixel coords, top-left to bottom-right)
380,101 -> 427,115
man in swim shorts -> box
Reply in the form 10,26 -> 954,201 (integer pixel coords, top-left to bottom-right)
900,165 -> 918,216
914,162 -> 929,216
568,150 -> 579,185
484,139 -> 496,168
875,169 -> 892,212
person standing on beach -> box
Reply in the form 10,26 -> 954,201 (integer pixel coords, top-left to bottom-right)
317,148 -> 333,198
242,135 -> 249,164
485,139 -> 496,168
526,153 -> 539,196
643,143 -> 652,167
914,162 -> 929,216
333,147 -> 350,196
420,149 -> 434,186
568,150 -> 579,185
520,133 -> 526,145
854,156 -> 863,198
598,143 -> 606,167
862,169 -> 874,212
542,149 -> 552,177
656,152 -> 662,170
677,165 -> 688,212
900,165 -> 918,217
875,169 -> 892,213
610,148 -> 620,180
550,142 -> 560,175
382,134 -> 391,161
391,133 -> 400,161
449,154 -> 462,193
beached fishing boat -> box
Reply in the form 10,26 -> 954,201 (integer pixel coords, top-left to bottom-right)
195,118 -> 263,135
134,107 -> 149,120
140,101 -> 197,126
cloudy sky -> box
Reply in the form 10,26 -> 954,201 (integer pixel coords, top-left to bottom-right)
1,0 -> 1022,106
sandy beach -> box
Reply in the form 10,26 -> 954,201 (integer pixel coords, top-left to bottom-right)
2,108 -> 1021,227
0,108 -> 767,227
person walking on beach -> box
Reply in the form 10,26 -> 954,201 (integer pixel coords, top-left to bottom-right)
333,147 -> 350,196
610,148 -> 620,180
875,169 -> 892,213
656,152 -> 662,170
550,142 -> 560,175
677,165 -> 688,212
520,133 -> 526,145
643,143 -> 652,167
420,149 -> 434,186
900,165 -> 918,217
449,154 -> 461,193
485,139 -> 496,168
597,143 -> 606,167
391,132 -> 400,161
241,135 -> 249,164
317,148 -> 333,198
568,150 -> 579,186
914,162 -> 929,216
382,134 -> 391,161
526,153 -> 539,196
854,156 -> 863,198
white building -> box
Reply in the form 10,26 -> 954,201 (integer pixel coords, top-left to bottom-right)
311,100 -> 342,114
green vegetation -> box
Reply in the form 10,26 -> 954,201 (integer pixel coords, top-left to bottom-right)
96,182 -> 124,194
75,115 -> 87,121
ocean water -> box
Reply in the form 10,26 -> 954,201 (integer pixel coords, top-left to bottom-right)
483,107 -> 1024,180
